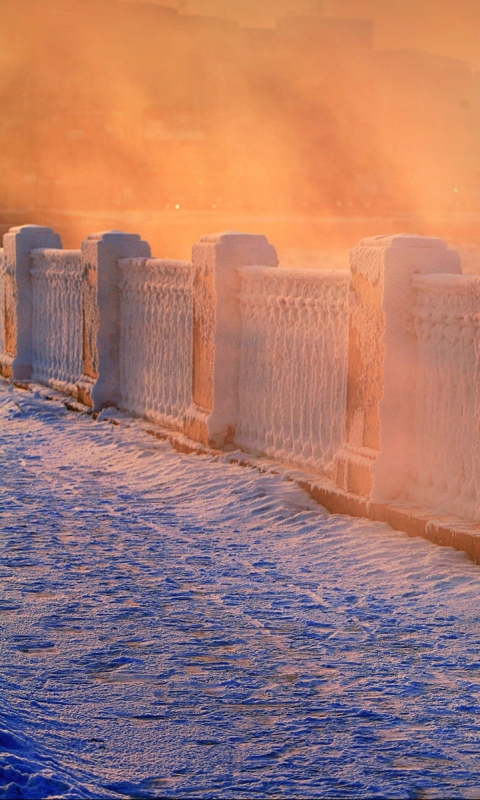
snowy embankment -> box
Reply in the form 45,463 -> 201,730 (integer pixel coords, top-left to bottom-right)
1,379 -> 480,799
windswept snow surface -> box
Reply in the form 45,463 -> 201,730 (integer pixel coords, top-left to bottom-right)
0,381 -> 480,799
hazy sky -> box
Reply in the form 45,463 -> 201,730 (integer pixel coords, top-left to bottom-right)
2,0 -> 479,250
122,0 -> 480,70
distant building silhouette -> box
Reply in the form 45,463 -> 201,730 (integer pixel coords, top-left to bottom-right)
1,0 -> 479,216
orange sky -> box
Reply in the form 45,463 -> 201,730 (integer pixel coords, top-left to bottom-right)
2,0 -> 479,255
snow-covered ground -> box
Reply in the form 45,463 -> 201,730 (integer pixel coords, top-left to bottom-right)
1,379 -> 480,799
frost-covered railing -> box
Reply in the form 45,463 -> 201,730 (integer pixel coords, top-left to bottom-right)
118,258 -> 193,430
5,223 -> 480,533
335,234 -> 462,505
0,227 -> 98,402
412,273 -> 480,521
236,267 -> 349,472
1,225 -> 63,382
30,249 -> 84,394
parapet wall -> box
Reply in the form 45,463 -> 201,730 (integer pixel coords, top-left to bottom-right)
1,223 -> 479,548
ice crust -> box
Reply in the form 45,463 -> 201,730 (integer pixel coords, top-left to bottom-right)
236,266 -> 349,472
119,258 -> 194,430
412,273 -> 480,520
30,248 -> 84,393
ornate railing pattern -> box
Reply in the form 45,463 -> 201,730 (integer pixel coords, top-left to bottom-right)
31,249 -> 84,394
236,267 -> 349,472
118,258 -> 194,430
412,273 -> 480,520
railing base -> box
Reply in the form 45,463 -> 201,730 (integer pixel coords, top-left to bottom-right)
6,376 -> 480,567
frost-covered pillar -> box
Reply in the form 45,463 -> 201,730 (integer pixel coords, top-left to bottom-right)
83,231 -> 151,411
0,246 -> 6,376
335,234 -> 460,502
185,231 -> 278,447
77,261 -> 99,407
2,225 -> 62,382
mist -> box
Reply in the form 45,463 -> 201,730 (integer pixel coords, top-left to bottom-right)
1,0 -> 479,258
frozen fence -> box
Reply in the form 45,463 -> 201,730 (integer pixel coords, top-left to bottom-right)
1,244 -> 16,377
30,249 -> 84,394
412,273 -> 480,520
118,258 -> 193,430
236,267 -> 349,472
2,223 -> 480,531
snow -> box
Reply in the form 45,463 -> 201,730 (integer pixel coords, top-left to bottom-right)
118,258 -> 193,431
1,379 -> 480,798
30,249 -> 84,395
412,273 -> 480,521
236,266 -> 349,473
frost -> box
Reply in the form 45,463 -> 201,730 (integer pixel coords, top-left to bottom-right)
2,224 -> 480,527
30,249 -> 83,394
118,257 -> 194,431
412,273 -> 480,520
236,266 -> 349,473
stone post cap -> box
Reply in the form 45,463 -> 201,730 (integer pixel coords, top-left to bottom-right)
197,231 -> 279,267
359,233 -> 447,249
84,230 -> 146,243
6,224 -> 59,235
199,230 -> 269,244
3,225 -> 61,250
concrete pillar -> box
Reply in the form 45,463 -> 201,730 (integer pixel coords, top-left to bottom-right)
185,231 -> 278,447
83,231 -> 150,412
77,261 -> 99,407
2,225 -> 62,382
335,233 -> 461,502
